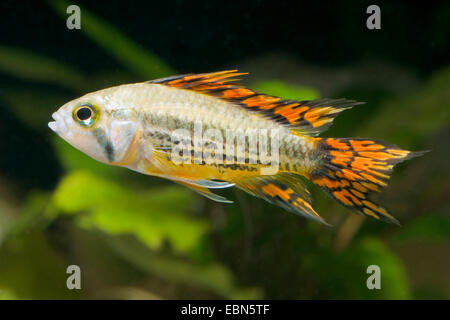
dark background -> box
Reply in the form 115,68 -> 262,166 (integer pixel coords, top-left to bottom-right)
2,1 -> 448,75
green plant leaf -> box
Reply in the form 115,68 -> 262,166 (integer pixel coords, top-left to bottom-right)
250,80 -> 319,100
393,216 -> 450,244
50,171 -> 208,253
0,46 -> 84,90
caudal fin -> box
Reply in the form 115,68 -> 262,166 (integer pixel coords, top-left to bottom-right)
311,138 -> 427,224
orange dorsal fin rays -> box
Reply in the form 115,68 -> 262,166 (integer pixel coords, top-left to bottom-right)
233,174 -> 330,226
148,70 -> 363,136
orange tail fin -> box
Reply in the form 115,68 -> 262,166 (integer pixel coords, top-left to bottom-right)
311,138 -> 427,224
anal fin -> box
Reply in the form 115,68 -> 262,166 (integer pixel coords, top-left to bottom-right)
233,173 -> 329,226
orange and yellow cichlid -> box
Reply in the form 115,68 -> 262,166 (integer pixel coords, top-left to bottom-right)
49,70 -> 425,226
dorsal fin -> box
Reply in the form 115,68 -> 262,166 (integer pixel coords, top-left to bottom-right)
148,70 -> 363,136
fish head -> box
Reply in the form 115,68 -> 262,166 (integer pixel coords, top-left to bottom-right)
49,89 -> 140,165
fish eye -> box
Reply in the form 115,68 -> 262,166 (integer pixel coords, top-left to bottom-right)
73,104 -> 98,127
76,107 -> 92,120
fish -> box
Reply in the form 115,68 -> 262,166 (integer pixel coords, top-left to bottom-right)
48,70 -> 426,226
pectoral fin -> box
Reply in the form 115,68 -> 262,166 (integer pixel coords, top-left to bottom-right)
175,180 -> 233,203
172,177 -> 235,189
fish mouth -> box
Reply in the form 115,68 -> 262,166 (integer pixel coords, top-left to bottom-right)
48,112 -> 59,132
48,121 -> 57,131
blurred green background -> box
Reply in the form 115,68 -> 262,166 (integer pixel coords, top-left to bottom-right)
0,0 -> 449,299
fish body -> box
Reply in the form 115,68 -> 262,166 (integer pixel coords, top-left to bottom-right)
49,70 -> 424,225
